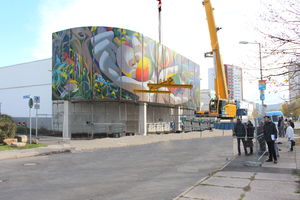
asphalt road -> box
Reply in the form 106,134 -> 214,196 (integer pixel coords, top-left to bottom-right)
0,136 -> 234,200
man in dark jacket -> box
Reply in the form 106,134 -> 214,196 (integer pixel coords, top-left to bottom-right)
263,116 -> 278,164
234,118 -> 249,156
288,118 -> 294,129
278,117 -> 283,137
246,120 -> 254,155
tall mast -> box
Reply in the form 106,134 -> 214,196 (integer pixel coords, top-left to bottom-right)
157,0 -> 162,43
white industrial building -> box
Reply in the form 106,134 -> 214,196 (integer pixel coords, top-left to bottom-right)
0,59 -> 53,130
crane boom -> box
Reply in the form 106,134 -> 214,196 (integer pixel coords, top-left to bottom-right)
196,0 -> 237,119
203,0 -> 228,101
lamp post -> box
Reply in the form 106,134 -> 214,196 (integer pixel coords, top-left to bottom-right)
239,41 -> 264,113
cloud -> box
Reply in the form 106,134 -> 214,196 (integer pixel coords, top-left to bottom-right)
33,0 -> 158,59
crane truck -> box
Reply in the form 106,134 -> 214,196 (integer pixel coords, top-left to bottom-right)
196,0 -> 242,120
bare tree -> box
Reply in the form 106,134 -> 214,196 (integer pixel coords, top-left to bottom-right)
251,0 -> 300,101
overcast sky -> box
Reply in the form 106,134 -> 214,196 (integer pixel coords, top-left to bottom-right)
0,0 -> 288,104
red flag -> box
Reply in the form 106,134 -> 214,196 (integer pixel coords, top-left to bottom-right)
157,0 -> 162,12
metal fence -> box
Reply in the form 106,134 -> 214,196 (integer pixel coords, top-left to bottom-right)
36,114 -> 53,131
231,119 -> 268,166
147,122 -> 170,134
167,114 -> 216,133
70,102 -> 125,138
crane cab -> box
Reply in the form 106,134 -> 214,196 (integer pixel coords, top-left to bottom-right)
208,99 -> 236,119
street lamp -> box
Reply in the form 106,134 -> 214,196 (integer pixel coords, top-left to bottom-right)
239,41 -> 264,112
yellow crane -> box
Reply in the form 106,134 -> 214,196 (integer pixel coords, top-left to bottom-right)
196,0 -> 237,119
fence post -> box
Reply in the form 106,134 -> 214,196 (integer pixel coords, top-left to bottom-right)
36,111 -> 38,138
255,118 -> 259,163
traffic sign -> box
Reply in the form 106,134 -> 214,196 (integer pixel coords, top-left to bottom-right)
28,98 -> 33,108
34,104 -> 40,109
23,95 -> 30,99
34,96 -> 40,103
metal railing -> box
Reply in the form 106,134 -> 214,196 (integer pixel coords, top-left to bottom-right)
231,119 -> 268,166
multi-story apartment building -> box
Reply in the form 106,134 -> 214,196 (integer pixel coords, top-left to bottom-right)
288,63 -> 300,101
224,64 -> 243,101
208,65 -> 243,101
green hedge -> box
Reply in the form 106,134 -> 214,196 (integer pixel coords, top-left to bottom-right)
0,114 -> 17,143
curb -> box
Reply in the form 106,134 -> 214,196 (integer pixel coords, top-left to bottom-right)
0,148 -> 74,161
36,149 -> 74,156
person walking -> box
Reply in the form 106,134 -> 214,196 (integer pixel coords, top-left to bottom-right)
246,120 -> 254,155
286,121 -> 295,152
288,118 -> 294,129
234,118 -> 249,156
278,117 -> 284,137
263,116 -> 278,164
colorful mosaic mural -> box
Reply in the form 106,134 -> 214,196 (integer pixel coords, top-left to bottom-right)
52,27 -> 200,108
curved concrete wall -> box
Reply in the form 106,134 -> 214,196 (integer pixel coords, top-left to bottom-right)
52,27 -> 200,108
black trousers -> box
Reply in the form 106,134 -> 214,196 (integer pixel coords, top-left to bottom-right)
291,140 -> 295,151
237,138 -> 248,154
267,141 -> 277,161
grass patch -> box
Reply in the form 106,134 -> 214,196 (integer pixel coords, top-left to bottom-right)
0,143 -> 47,151
243,185 -> 251,192
239,193 -> 245,200
292,169 -> 300,177
224,186 -> 235,188
250,173 -> 256,181
200,183 -> 217,187
294,129 -> 300,134
295,190 -> 300,194
208,171 -> 218,177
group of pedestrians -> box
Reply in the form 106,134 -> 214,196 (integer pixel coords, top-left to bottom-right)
233,118 -> 254,156
234,116 -> 295,164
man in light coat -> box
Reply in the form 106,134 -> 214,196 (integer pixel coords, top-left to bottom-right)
286,121 -> 295,152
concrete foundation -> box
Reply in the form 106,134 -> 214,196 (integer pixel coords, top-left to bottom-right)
53,100 -> 198,139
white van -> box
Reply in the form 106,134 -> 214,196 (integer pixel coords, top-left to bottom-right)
266,111 -> 285,126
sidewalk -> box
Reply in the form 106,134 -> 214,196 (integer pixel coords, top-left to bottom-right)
174,136 -> 300,200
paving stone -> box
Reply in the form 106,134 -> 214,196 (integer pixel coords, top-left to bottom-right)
201,176 -> 251,188
262,161 -> 296,169
250,179 -> 299,193
215,171 -> 255,179
255,172 -> 299,181
183,185 -> 244,200
244,189 -> 300,200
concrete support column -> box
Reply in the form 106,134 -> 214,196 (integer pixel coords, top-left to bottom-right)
139,103 -> 147,135
175,105 -> 182,132
63,100 -> 71,139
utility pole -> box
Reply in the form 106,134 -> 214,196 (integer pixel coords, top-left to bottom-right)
157,0 -> 162,43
